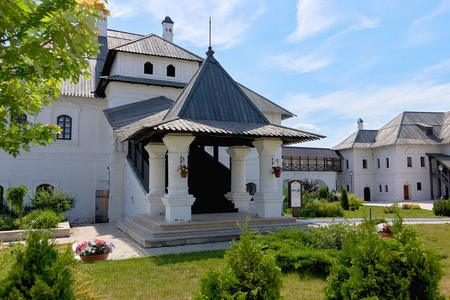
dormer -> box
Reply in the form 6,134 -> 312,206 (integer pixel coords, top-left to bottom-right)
415,122 -> 434,136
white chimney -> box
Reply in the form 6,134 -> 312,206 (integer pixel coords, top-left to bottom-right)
162,16 -> 174,43
96,13 -> 108,37
357,118 -> 364,130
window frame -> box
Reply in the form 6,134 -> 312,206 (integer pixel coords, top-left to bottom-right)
11,113 -> 27,125
407,156 -> 412,168
386,158 -> 390,168
417,182 -> 422,191
167,64 -> 175,77
420,157 -> 425,167
362,159 -> 368,169
57,115 -> 72,140
144,62 -> 153,74
385,185 -> 389,193
377,159 -> 380,169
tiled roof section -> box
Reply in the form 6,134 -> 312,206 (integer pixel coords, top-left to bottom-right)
332,130 -> 378,150
164,53 -> 269,124
122,118 -> 324,145
440,112 -> 450,144
104,96 -> 174,130
282,146 -> 343,159
60,35 -> 107,98
238,84 -> 295,120
107,29 -> 145,48
111,33 -> 203,62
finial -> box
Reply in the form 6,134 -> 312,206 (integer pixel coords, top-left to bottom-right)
206,16 -> 215,57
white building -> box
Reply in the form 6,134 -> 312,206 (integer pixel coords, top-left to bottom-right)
0,16 -> 323,224
333,113 -> 450,202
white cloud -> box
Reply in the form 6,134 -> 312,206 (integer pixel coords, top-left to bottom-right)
293,123 -> 320,131
271,51 -> 331,73
287,0 -> 338,42
413,0 -> 450,24
138,0 -> 265,49
330,15 -> 379,39
107,0 -> 138,18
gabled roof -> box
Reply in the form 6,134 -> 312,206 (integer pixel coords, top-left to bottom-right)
163,50 -> 269,124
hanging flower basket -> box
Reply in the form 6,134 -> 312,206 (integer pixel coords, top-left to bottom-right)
178,164 -> 189,178
271,166 -> 283,178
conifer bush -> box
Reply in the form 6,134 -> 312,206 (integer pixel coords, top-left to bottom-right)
433,198 -> 450,217
0,230 -> 78,299
195,228 -> 285,300
5,185 -> 28,219
318,185 -> 329,200
340,186 -> 349,210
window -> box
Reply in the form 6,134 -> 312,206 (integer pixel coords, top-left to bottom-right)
0,185 -> 3,203
57,115 -> 72,140
426,128 -> 433,136
346,185 -> 350,192
407,157 -> 412,168
11,114 -> 27,125
167,64 -> 175,77
144,62 -> 153,74
37,184 -> 54,191
246,183 -> 256,196
386,158 -> 390,168
417,182 -> 422,190
362,159 -> 367,169
377,159 -> 380,169
379,185 -> 382,193
346,159 -> 349,169
420,157 -> 425,167
385,185 -> 389,193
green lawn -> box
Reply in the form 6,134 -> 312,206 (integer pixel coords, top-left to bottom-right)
82,223 -> 450,299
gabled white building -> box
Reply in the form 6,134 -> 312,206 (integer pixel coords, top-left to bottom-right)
0,16 -> 323,225
334,112 -> 450,202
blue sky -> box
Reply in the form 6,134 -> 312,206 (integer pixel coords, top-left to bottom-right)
106,0 -> 450,148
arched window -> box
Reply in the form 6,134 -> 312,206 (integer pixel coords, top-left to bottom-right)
167,64 -> 175,77
37,184 -> 54,191
144,62 -> 153,74
57,115 -> 72,140
11,114 -> 27,125
246,182 -> 256,195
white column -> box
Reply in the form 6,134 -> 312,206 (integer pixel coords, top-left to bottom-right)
252,138 -> 284,218
107,137 -> 126,222
161,134 -> 196,222
144,143 -> 167,216
225,146 -> 252,212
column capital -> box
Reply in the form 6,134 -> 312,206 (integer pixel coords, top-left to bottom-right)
144,142 -> 167,157
162,133 -> 195,152
226,146 -> 251,159
252,138 -> 282,155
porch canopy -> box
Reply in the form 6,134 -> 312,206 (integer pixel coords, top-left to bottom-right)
104,47 -> 324,222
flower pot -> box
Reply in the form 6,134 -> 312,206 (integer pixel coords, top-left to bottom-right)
180,173 -> 187,178
274,173 -> 281,178
80,253 -> 109,262
377,232 -> 393,238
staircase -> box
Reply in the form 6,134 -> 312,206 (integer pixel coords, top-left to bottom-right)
118,213 -> 308,248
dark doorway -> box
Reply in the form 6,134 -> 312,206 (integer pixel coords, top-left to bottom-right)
364,187 -> 371,201
403,185 -> 410,200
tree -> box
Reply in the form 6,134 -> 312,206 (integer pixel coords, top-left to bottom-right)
340,186 -> 349,210
0,0 -> 109,157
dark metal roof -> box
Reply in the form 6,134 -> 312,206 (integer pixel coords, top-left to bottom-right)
332,130 -> 378,150
162,16 -> 174,24
103,96 -> 174,130
107,29 -> 146,48
238,83 -> 295,120
95,75 -> 185,97
282,146 -> 343,159
164,52 -> 269,124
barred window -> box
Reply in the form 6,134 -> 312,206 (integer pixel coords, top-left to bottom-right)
57,115 -> 72,140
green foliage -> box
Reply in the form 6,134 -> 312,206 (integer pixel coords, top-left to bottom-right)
348,193 -> 363,207
20,210 -> 64,229
30,187 -> 76,214
383,201 -> 400,214
301,179 -> 320,195
299,198 -> 344,218
433,199 -> 450,217
324,220 -> 445,300
195,228 -> 285,300
340,186 -> 349,210
401,203 -> 421,210
0,0 -> 109,156
0,215 -> 20,231
318,186 -> 329,200
5,185 -> 28,218
0,230 -> 78,299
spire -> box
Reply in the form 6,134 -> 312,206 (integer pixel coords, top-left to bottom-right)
206,16 -> 214,57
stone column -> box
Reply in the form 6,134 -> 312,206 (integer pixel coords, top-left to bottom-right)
144,143 -> 167,216
107,137 -> 126,222
252,138 -> 284,218
161,134 -> 196,222
225,146 -> 252,212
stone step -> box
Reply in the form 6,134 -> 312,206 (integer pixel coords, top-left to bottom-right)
118,215 -> 308,248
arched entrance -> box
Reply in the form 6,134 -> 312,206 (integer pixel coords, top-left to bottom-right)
364,187 -> 371,201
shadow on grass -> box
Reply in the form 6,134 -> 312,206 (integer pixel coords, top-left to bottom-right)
148,249 -> 227,266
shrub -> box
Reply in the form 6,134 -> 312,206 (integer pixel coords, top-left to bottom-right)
383,201 -> 400,214
348,193 -> 363,207
299,199 -> 344,218
340,186 -> 349,210
402,203 -> 421,210
0,215 -> 20,231
318,186 -> 329,200
324,220 -> 445,300
30,187 -> 76,214
433,199 -> 450,217
328,191 -> 339,202
312,222 -> 354,251
0,230 -> 78,299
20,210 -> 65,229
195,227 -> 285,300
5,185 -> 28,218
